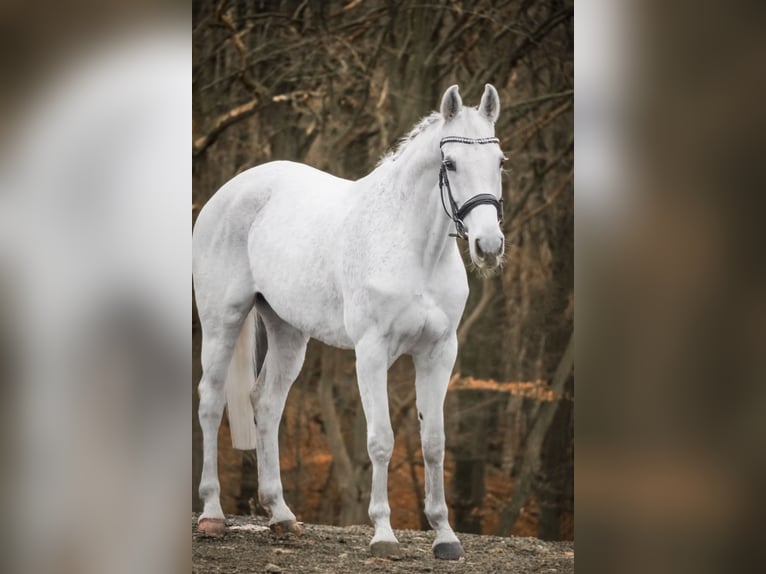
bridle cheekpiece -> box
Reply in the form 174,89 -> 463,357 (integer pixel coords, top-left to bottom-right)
438,136 -> 503,240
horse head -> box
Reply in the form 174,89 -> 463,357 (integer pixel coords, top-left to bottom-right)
438,84 -> 506,270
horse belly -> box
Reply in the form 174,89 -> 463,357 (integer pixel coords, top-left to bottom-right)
273,281 -> 351,348
249,242 -> 349,346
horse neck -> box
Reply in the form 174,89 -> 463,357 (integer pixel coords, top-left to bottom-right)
374,140 -> 455,271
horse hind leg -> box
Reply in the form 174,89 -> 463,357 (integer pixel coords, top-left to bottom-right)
195,287 -> 255,537
250,300 -> 308,536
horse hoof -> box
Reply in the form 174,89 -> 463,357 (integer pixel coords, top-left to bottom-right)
197,517 -> 225,538
270,520 -> 302,537
434,541 -> 464,560
370,540 -> 401,558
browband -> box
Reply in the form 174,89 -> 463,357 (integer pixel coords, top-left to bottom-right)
440,136 -> 500,147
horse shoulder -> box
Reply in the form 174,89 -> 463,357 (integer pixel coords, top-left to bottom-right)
428,248 -> 470,325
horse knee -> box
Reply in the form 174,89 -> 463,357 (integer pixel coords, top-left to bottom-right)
367,429 -> 394,464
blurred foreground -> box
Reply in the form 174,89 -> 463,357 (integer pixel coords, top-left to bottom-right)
0,7 -> 189,574
577,1 -> 766,572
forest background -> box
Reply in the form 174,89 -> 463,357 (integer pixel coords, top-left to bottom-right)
192,0 -> 573,540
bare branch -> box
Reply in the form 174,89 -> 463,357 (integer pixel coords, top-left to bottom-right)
193,98 -> 261,158
507,169 -> 573,235
457,278 -> 496,348
506,89 -> 574,112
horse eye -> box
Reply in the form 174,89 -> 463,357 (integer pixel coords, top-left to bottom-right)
443,159 -> 456,171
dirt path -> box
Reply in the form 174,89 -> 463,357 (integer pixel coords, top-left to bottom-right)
193,514 -> 574,573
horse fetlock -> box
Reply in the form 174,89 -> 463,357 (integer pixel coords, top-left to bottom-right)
198,482 -> 220,501
260,491 -> 296,526
425,506 -> 449,529
258,487 -> 283,510
368,501 -> 392,524
370,521 -> 398,551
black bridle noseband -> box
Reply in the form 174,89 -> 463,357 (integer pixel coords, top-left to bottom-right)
438,136 -> 504,240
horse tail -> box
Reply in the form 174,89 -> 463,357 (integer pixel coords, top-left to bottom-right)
225,307 -> 264,450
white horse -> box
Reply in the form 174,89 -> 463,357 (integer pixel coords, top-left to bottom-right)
193,84 -> 505,560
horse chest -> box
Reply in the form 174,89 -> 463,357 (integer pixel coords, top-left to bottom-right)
349,261 -> 467,355
388,293 -> 453,353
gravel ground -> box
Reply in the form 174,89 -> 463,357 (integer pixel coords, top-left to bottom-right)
193,514 -> 574,574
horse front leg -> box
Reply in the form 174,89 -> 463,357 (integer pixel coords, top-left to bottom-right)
355,335 -> 400,557
413,334 -> 464,560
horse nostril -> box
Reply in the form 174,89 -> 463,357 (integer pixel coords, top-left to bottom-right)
477,236 -> 502,257
476,238 -> 486,258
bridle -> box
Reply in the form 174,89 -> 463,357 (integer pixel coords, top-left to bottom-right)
438,136 -> 504,240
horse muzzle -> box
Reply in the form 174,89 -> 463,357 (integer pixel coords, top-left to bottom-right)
474,234 -> 505,269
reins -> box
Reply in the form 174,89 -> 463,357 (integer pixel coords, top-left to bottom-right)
438,136 -> 503,240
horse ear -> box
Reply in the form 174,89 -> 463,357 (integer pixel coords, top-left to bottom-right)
440,85 -> 463,121
479,83 -> 500,123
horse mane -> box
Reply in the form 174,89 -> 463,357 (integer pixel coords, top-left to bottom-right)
377,112 -> 442,167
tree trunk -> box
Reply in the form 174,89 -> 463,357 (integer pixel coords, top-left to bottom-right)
496,331 -> 574,536
452,388 -> 490,533
403,416 -> 429,530
317,346 -> 360,525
